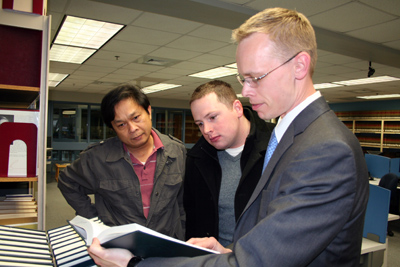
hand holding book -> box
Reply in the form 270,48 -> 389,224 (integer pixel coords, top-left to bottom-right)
69,216 -> 218,259
88,237 -> 135,267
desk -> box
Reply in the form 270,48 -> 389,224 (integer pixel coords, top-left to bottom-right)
388,213 -> 400,221
55,163 -> 70,182
360,238 -> 386,267
369,178 -> 400,189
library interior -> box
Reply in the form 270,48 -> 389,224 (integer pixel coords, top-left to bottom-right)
1,1 -> 400,267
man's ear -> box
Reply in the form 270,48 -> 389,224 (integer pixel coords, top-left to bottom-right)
233,99 -> 244,117
148,105 -> 152,119
294,52 -> 310,80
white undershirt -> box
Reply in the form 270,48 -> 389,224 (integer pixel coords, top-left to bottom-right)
225,144 -> 245,157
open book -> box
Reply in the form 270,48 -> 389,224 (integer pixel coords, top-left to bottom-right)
68,215 -> 218,259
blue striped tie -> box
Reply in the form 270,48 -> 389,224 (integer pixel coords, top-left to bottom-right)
263,130 -> 278,173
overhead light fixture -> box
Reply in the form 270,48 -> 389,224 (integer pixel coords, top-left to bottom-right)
62,110 -> 76,115
142,83 -> 182,94
189,67 -> 237,79
50,15 -> 124,64
356,94 -> 400,100
332,76 -> 400,86
54,15 -> 124,49
237,94 -> 245,98
224,63 -> 237,69
368,61 -> 375,77
314,83 -> 343,90
50,44 -> 96,64
49,73 -> 69,87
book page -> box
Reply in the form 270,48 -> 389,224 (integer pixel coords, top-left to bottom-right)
69,216 -> 109,245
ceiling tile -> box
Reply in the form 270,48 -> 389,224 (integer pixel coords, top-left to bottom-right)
148,47 -> 202,61
166,36 -> 228,53
189,53 -> 235,66
101,40 -> 158,54
308,2 -> 396,32
115,26 -> 182,45
360,0 -> 400,16
188,24 -> 233,42
131,12 -> 203,34
246,0 -> 352,16
347,19 -> 400,43
64,0 -> 142,25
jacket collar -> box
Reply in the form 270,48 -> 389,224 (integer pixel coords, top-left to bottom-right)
105,128 -> 177,163
240,96 -> 330,217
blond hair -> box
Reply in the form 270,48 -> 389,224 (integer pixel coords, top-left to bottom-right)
232,7 -> 317,75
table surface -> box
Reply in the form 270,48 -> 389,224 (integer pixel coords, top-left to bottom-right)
361,238 -> 386,255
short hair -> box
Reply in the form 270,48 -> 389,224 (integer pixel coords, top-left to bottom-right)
232,7 -> 317,76
101,84 -> 150,129
190,80 -> 238,109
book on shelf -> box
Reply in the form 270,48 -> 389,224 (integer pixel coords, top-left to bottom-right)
0,224 -> 95,267
3,194 -> 34,201
68,215 -> 218,259
0,200 -> 37,207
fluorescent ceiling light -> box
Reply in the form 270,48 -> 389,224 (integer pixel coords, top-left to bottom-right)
225,63 -> 237,69
49,73 -> 69,87
237,94 -> 246,98
142,83 -> 182,94
62,110 -> 76,115
50,16 -> 124,64
356,94 -> 400,100
314,83 -> 343,90
50,44 -> 96,64
54,16 -> 124,49
189,67 -> 237,79
333,76 -> 400,86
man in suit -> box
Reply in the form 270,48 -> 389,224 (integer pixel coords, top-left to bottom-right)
88,7 -> 369,267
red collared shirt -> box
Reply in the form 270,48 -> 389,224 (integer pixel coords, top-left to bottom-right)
124,130 -> 164,218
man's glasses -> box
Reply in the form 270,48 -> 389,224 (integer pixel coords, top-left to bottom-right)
236,51 -> 301,88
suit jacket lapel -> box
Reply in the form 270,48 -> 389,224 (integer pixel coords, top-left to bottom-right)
238,97 -> 331,219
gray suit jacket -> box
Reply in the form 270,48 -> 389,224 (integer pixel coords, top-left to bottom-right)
140,97 -> 369,267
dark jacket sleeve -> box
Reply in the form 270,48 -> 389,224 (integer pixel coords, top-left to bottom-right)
57,152 -> 98,219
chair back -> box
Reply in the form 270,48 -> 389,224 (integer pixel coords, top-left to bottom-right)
379,173 -> 400,215
365,154 -> 390,178
389,158 -> 400,176
363,184 -> 390,243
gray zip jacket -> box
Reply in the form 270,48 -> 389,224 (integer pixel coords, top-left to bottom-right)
58,128 -> 186,240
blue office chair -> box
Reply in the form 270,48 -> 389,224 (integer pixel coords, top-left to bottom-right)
379,173 -> 400,236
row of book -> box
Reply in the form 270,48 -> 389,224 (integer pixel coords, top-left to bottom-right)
336,110 -> 400,119
0,194 -> 37,226
0,223 -> 96,267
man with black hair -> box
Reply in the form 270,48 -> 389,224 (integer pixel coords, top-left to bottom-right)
58,84 -> 186,240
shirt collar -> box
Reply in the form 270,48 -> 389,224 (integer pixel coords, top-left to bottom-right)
123,129 -> 164,154
274,91 -> 321,142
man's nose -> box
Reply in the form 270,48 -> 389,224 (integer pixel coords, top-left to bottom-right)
203,122 -> 212,134
127,121 -> 138,132
241,83 -> 251,98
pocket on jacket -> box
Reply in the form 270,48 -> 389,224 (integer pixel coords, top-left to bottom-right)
99,179 -> 132,192
160,174 -> 182,200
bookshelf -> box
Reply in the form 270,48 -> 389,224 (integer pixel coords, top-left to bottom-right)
336,110 -> 400,152
0,4 -> 50,230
